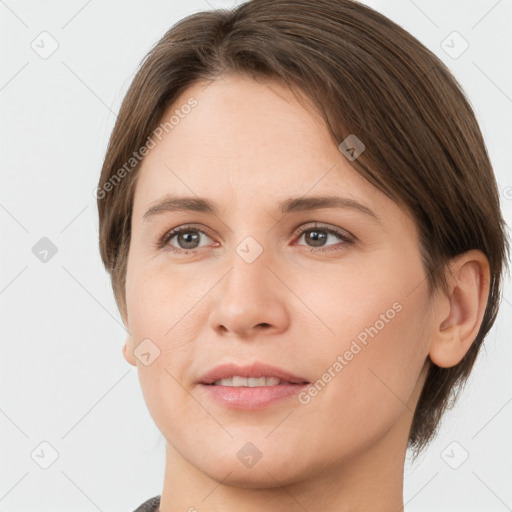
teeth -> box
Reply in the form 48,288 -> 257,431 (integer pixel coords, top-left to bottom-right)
213,376 -> 282,387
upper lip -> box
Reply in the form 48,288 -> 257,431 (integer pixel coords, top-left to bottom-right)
199,362 -> 309,385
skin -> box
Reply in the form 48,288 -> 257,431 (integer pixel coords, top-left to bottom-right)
122,74 -> 490,511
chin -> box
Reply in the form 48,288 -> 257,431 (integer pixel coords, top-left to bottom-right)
186,441 -> 315,489
202,462 -> 305,489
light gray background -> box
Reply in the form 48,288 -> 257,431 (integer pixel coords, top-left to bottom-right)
0,1 -> 511,510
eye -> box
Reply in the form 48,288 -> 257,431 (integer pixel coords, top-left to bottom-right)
158,225 -> 215,253
157,222 -> 355,255
294,223 -> 354,252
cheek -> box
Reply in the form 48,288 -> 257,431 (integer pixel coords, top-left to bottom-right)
125,266 -> 197,396
300,252 -> 432,439
126,263 -> 196,337
127,302 -> 199,446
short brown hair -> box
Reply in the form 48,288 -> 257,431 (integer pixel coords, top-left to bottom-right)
97,0 -> 509,457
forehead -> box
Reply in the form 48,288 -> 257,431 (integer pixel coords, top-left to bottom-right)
132,74 -> 382,218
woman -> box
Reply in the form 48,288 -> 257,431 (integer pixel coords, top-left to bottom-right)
96,0 -> 509,510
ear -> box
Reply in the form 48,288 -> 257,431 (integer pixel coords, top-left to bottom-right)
122,335 -> 137,366
120,304 -> 137,366
429,250 -> 491,369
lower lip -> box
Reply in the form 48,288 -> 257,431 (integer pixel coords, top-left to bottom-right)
199,383 -> 310,410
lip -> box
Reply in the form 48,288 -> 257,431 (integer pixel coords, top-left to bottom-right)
198,362 -> 310,410
198,362 -> 309,385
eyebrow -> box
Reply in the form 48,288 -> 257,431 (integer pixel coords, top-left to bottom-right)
143,194 -> 381,224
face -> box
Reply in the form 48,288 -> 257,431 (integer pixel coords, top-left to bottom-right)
123,74 -> 434,487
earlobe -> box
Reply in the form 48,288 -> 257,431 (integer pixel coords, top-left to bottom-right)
428,250 -> 491,369
122,338 -> 137,366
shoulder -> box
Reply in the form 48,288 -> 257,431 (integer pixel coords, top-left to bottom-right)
132,495 -> 161,512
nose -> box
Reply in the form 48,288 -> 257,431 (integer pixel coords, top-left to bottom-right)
207,247 -> 289,339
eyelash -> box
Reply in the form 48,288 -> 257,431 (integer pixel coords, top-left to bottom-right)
156,223 -> 355,255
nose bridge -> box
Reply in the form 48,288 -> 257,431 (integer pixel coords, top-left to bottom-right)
223,233 -> 272,305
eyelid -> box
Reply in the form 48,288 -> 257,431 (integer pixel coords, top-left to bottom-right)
293,222 -> 354,240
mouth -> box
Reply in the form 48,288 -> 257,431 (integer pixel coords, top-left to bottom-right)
199,362 -> 309,386
205,376 -> 307,387
198,362 -> 310,409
